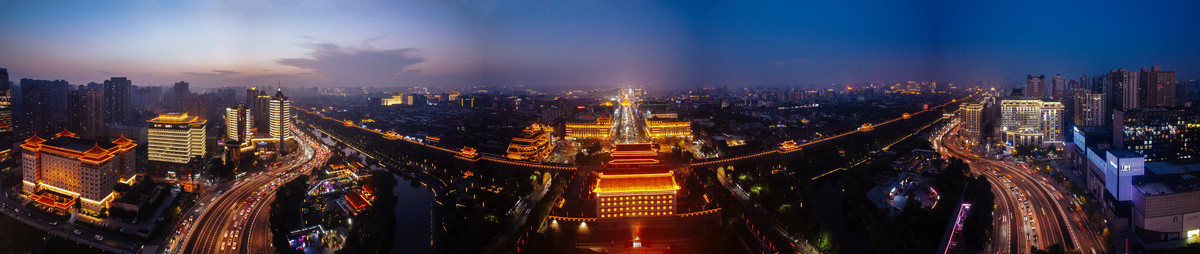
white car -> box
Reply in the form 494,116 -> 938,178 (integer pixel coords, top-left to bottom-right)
94,235 -> 103,241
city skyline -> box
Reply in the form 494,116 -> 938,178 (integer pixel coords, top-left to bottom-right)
0,0 -> 1198,88
5,1 -> 1200,253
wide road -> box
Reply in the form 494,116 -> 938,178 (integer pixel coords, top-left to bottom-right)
934,122 -> 1104,254
933,120 -> 1021,253
176,123 -> 328,254
612,89 -> 649,144
936,122 -> 1060,251
241,127 -> 330,253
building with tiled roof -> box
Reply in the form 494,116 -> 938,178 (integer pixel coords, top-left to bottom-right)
505,123 -> 554,161
21,130 -> 136,215
594,143 -> 680,219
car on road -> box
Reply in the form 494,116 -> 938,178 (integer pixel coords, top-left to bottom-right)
94,235 -> 103,241
74,230 -> 82,235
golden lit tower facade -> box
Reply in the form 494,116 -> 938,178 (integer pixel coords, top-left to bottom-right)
565,116 -> 613,140
224,103 -> 253,168
960,103 -> 983,145
147,112 -> 207,164
594,143 -> 680,219
505,123 -> 555,161
225,103 -> 253,144
21,130 -> 135,215
269,89 -> 294,150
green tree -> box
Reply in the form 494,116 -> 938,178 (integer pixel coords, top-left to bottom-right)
816,224 -> 839,254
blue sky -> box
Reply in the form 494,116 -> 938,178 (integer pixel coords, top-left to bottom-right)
0,0 -> 1197,87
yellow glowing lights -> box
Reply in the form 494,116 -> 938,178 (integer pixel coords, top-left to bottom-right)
593,172 -> 680,193
565,116 -> 613,139
506,123 -> 555,161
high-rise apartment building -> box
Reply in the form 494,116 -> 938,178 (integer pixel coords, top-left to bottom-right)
1079,75 -> 1092,92
173,81 -> 189,110
1073,91 -> 1106,127
147,112 -> 206,165
1113,108 -> 1199,162
103,77 -> 132,125
225,103 -> 253,143
223,103 -> 253,166
1052,74 -> 1067,99
1026,75 -> 1047,98
19,78 -> 69,137
173,81 -> 189,98
0,69 -> 11,165
0,69 -> 11,163
249,88 -> 271,133
1105,69 -> 1140,110
1141,66 -> 1177,107
67,87 -> 105,138
21,131 -> 135,215
1000,99 -> 1064,146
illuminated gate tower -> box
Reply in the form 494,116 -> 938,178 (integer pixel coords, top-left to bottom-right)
594,143 -> 679,219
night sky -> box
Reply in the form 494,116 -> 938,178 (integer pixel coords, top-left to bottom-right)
1,0 -> 1197,87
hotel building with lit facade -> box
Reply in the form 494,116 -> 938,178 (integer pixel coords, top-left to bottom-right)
21,130 -> 135,215
147,113 -> 206,163
999,99 -> 1064,147
146,112 -> 207,178
644,118 -> 692,139
565,116 -> 612,140
959,103 -> 983,146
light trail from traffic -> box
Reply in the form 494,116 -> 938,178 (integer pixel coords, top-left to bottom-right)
173,122 -> 330,254
934,119 -> 1105,254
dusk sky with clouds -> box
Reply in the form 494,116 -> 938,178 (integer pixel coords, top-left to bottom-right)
1,0 -> 1198,88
